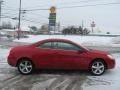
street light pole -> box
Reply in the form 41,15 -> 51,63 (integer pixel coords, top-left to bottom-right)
18,0 -> 22,40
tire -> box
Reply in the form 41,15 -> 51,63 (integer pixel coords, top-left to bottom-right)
17,59 -> 34,75
90,60 -> 106,76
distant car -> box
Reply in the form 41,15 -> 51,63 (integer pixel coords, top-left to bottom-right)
7,39 -> 115,75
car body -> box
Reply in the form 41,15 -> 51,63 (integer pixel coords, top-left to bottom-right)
7,39 -> 115,75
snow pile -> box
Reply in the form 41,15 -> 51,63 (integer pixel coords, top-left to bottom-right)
14,35 -> 117,47
0,32 -> 6,35
111,36 -> 120,44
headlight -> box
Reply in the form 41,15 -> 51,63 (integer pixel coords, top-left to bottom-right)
107,55 -> 114,59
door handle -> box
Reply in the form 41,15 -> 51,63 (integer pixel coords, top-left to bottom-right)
53,52 -> 58,54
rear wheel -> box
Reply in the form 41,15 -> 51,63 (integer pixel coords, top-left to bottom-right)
17,59 -> 33,75
90,60 -> 106,76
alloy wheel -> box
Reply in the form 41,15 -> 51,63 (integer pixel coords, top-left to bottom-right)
18,60 -> 33,75
91,61 -> 105,75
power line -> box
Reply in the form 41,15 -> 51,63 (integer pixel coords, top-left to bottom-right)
3,5 -> 17,9
56,0 -> 97,5
56,0 -> 119,5
2,1 -> 119,12
23,8 -> 48,11
1,15 -> 44,24
2,1 -> 120,25
1,15 -> 17,20
2,9 -> 18,15
2,8 -> 18,11
57,2 -> 120,9
27,13 -> 48,19
2,12 -> 48,21
1,15 -> 12,18
2,13 -> 18,16
21,0 -> 99,10
21,2 -> 120,12
22,4 -> 50,10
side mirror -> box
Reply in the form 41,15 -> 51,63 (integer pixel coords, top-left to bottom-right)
78,50 -> 84,53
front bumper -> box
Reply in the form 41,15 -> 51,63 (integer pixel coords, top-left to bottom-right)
7,55 -> 17,67
107,58 -> 116,69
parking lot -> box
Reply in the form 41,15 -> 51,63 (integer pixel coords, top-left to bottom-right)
0,46 -> 120,90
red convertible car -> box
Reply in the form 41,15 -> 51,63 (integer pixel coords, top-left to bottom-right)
7,39 -> 115,75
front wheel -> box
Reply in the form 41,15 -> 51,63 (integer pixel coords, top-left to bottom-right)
90,60 -> 106,76
18,59 -> 34,75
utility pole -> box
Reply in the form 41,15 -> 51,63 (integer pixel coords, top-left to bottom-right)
0,0 -> 3,30
81,20 -> 84,30
17,0 -> 22,40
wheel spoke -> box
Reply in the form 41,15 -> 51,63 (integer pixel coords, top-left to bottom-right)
96,62 -> 100,67
25,61 -> 28,66
21,67 -> 26,72
94,69 -> 98,74
99,65 -> 104,69
27,65 -> 32,68
25,67 -> 29,72
92,65 -> 98,69
98,69 -> 103,74
20,63 -> 25,67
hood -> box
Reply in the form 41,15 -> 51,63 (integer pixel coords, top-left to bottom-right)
89,49 -> 109,55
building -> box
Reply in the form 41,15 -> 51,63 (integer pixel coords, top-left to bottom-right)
1,27 -> 31,37
38,23 -> 62,34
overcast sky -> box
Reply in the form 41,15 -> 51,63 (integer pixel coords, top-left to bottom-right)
2,0 -> 120,33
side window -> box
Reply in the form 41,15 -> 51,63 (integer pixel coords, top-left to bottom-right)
53,42 -> 81,51
38,42 -> 52,49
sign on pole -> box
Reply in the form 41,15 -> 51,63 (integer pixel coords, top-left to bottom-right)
49,6 -> 56,33
91,21 -> 96,33
50,6 -> 56,13
49,13 -> 56,26
49,6 -> 56,26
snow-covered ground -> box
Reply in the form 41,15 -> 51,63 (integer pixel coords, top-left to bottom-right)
111,36 -> 120,44
1,35 -> 120,89
0,47 -> 120,90
83,53 -> 120,90
0,48 -> 10,63
0,48 -> 17,82
14,35 -> 120,47
14,35 -> 113,43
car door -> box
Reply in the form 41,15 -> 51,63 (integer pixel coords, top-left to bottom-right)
51,41 -> 89,69
33,41 -> 57,69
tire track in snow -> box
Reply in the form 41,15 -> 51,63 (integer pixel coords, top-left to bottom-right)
47,76 -> 66,90
65,76 -> 85,90
0,75 -> 26,89
0,74 -> 87,90
47,76 -> 86,90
